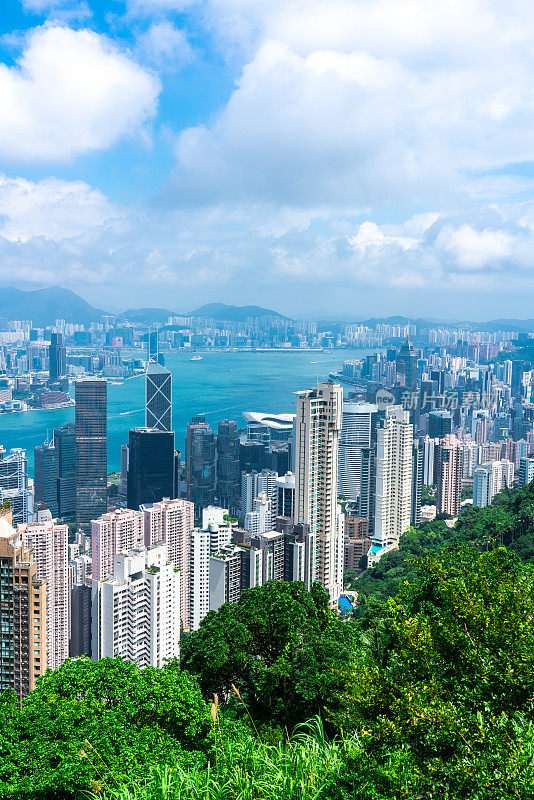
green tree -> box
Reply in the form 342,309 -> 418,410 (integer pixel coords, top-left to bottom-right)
0,657 -> 211,800
181,580 -> 358,730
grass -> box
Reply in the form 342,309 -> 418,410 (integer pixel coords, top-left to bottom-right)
93,718 -> 353,800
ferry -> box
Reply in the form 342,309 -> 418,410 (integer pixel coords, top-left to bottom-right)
190,355 -> 203,361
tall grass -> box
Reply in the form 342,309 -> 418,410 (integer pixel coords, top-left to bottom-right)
95,717 -> 353,800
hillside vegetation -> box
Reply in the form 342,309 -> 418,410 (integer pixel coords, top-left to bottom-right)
3,485 -> 534,799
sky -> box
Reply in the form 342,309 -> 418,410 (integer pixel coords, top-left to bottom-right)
1,0 -> 534,320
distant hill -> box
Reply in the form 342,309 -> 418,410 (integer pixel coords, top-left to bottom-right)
0,286 -> 106,327
190,303 -> 290,322
481,319 -> 534,332
119,307 -> 178,324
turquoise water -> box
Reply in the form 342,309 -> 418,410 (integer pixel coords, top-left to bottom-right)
0,349 -> 380,473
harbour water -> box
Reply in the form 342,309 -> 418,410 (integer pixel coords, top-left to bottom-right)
0,348 -> 381,472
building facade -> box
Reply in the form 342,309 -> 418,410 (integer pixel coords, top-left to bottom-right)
75,380 -> 107,533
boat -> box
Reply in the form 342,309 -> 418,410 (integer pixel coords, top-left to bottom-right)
190,355 -> 203,361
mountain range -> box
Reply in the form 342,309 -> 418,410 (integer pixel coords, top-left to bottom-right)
1,286 -> 534,331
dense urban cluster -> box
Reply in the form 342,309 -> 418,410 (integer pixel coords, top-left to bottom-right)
1,308 -> 534,702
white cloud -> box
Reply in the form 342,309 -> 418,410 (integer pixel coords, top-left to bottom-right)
137,22 -> 194,70
0,174 -> 125,242
0,25 -> 161,161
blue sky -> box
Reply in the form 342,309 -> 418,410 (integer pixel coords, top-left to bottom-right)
1,0 -> 534,319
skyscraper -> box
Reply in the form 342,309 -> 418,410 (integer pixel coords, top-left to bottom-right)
216,420 -> 240,513
338,402 -> 378,501
142,497 -> 194,631
276,471 -> 295,518
146,361 -> 172,432
91,508 -> 144,581
186,419 -> 216,516
294,382 -> 344,603
127,428 -> 175,510
19,510 -> 69,670
396,337 -> 418,390
436,436 -> 464,516
0,510 -> 47,700
34,441 -> 59,517
92,544 -> 181,667
373,406 -> 413,550
0,446 -> 33,526
518,456 -> 534,488
75,380 -> 107,534
411,438 -> 424,527
54,423 -> 76,517
48,332 -> 66,383
428,410 -> 452,439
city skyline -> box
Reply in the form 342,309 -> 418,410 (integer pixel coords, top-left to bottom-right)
2,2 -> 534,317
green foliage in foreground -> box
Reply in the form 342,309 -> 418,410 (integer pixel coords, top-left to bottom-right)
0,658 -> 212,799
5,490 -> 534,798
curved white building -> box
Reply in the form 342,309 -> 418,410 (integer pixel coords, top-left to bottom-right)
338,402 -> 378,501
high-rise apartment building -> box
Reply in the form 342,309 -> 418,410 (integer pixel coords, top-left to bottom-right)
473,460 -> 514,509
338,402 -> 378,501
436,436 -> 464,516
518,456 -> 534,488
69,583 -> 92,657
241,469 -> 278,521
142,497 -> 194,630
216,420 -> 240,514
276,471 -> 295,518
0,446 -> 33,526
146,361 -> 172,432
244,492 -> 271,536
127,427 -> 175,510
91,509 -> 144,582
373,407 -> 413,550
75,380 -> 107,533
0,510 -> 47,700
411,438 -> 424,527
294,382 -> 344,603
19,510 -> 69,670
92,544 -> 180,667
186,419 -> 216,516
48,332 -> 66,383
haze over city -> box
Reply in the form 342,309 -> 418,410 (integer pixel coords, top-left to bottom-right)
2,0 -> 534,317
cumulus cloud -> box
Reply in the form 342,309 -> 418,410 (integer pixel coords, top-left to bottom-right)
0,25 -> 161,161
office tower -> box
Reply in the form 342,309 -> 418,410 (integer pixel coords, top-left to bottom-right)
239,440 -> 267,472
34,441 -> 59,517
118,444 -> 129,498
48,332 -> 66,383
428,410 -> 452,439
0,510 -> 47,700
91,509 -> 144,581
294,382 -> 344,603
518,457 -> 534,488
127,428 -> 175,510
338,402 -> 378,501
186,420 -> 216,515
75,380 -> 107,534
411,438 -> 424,527
436,436 -> 464,516
0,446 -> 33,526
216,420 -> 241,514
92,543 -> 180,667
54,423 -> 76,517
142,497 -> 194,630
396,337 -> 418,390
276,472 -> 295,518
146,361 -> 172,432
19,510 -> 69,670
69,584 -> 92,657
373,407 -> 414,550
